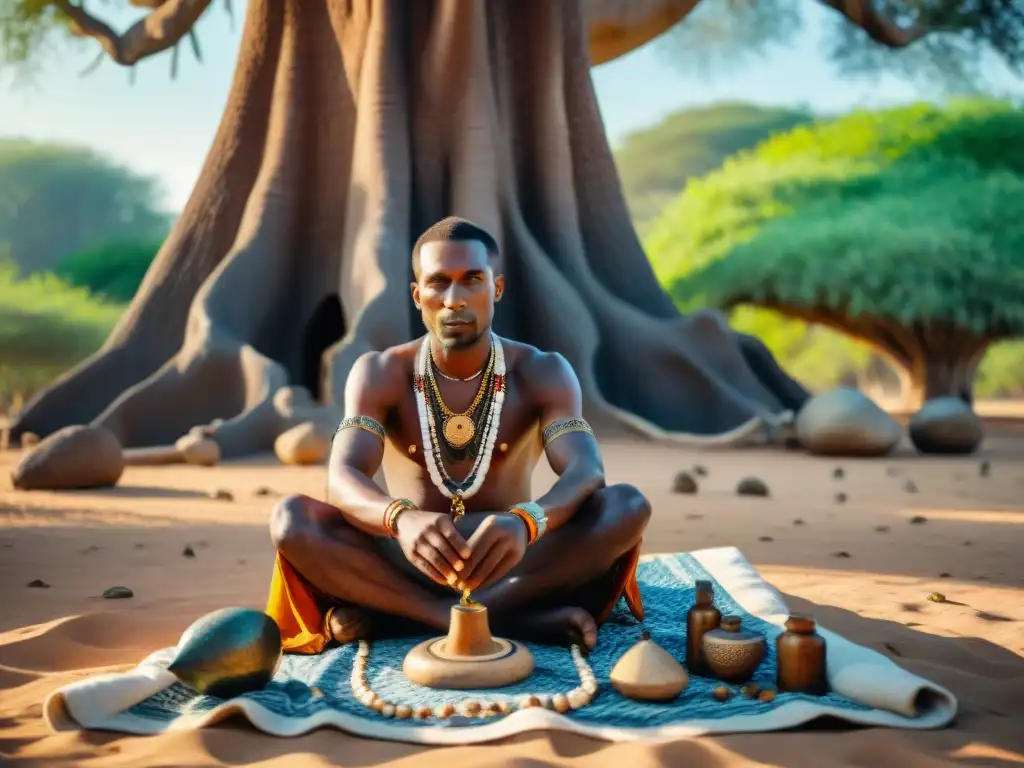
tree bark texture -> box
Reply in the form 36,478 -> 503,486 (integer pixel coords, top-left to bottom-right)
11,0 -> 808,456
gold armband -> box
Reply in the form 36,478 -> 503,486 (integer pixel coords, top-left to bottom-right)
541,417 -> 594,448
384,498 -> 417,537
336,415 -> 386,443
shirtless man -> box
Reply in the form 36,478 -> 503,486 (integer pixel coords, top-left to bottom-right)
266,217 -> 650,654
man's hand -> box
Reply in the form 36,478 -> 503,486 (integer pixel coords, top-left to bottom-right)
459,514 -> 529,592
395,510 -> 472,587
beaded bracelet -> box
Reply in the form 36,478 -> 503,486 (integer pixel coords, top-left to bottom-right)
507,507 -> 538,544
384,498 -> 417,537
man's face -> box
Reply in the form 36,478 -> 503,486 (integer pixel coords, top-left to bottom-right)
411,240 -> 504,349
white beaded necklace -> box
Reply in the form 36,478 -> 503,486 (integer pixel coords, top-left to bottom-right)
414,334 -> 506,518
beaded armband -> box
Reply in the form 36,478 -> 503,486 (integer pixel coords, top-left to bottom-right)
541,417 -> 594,448
336,415 -> 386,443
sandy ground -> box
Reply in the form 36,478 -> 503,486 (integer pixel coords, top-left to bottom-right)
1,434 -> 1023,767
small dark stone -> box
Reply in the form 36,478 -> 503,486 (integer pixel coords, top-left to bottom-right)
835,492 -> 847,504
832,467 -> 845,479
212,488 -> 234,501
693,465 -> 708,477
27,578 -> 50,588
685,513 -> 704,520
135,543 -> 145,549
79,545 -> 100,554
886,467 -> 900,477
183,545 -> 196,558
736,476 -> 769,497
758,536 -> 774,542
875,525 -> 891,533
910,515 -> 928,525
792,518 -> 805,526
102,586 -> 133,599
903,480 -> 918,493
979,460 -> 991,477
962,540 -> 973,546
238,559 -> 247,565
254,486 -> 275,497
832,550 -> 852,558
672,471 -> 698,494
939,572 -> 951,578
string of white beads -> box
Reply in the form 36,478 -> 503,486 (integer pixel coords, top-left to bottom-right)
350,640 -> 598,719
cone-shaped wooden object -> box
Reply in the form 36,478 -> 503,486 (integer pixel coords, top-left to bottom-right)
610,631 -> 689,701
403,602 -> 534,690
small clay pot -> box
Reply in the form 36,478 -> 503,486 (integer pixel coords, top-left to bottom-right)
702,615 -> 766,684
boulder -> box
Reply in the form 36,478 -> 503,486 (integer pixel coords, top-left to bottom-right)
11,425 -> 124,490
795,387 -> 901,457
909,397 -> 984,455
175,433 -> 221,466
274,421 -> 331,466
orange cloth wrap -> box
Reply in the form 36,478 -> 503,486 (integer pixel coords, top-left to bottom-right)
265,552 -> 331,655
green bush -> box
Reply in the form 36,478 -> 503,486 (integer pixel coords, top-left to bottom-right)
56,239 -> 161,303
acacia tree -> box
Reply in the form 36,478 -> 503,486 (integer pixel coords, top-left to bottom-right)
648,101 -> 1024,408
3,0 -> 1021,458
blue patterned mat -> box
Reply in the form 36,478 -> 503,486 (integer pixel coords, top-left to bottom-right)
126,554 -> 869,730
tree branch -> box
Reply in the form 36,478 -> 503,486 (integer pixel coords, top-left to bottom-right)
53,0 -> 212,67
817,0 -> 930,47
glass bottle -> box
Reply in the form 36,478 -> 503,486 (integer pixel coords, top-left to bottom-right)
776,614 -> 828,695
685,579 -> 721,675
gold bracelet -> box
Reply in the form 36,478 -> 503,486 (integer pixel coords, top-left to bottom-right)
384,498 -> 417,537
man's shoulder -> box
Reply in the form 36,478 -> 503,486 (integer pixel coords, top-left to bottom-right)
349,340 -> 419,398
503,339 -> 578,391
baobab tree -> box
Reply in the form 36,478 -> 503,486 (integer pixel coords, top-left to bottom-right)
3,0 -> 1020,458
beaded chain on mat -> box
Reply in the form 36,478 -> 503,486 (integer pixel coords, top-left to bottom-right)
123,553 -> 872,729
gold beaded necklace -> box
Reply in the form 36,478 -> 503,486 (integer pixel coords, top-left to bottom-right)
427,345 -> 494,449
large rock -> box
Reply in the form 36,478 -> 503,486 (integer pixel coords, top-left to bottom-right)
11,425 -> 124,490
274,421 -> 331,466
795,387 -> 901,457
909,397 -> 984,455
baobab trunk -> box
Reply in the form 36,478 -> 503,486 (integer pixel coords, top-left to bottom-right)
11,0 -> 807,456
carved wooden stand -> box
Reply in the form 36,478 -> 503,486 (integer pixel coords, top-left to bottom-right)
403,603 -> 534,689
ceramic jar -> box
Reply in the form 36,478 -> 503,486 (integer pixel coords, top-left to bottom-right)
701,615 -> 765,684
776,614 -> 828,695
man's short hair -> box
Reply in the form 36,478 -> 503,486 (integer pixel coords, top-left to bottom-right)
412,216 -> 501,278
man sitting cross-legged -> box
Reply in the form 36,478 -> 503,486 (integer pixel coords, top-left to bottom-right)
266,216 -> 650,654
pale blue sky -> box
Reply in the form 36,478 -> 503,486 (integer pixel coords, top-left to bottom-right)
1,2 -> 1018,211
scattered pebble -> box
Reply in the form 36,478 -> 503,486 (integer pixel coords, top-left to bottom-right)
672,471 -> 698,494
832,550 -> 851,559
927,592 -> 947,603
238,559 -> 247,565
758,688 -> 777,703
909,515 -> 928,525
832,467 -> 844,479
183,545 -> 196,558
900,603 -> 921,613
962,540 -> 973,546
792,518 -> 805,526
979,460 -> 990,477
685,513 -> 704,520
903,480 -> 918,493
27,578 -> 50,588
886,467 -> 900,477
939,572 -> 951,578
102,586 -> 133,599
254,486 -> 276,496
693,465 -> 708,477
135,543 -> 145,549
212,488 -> 234,501
741,683 -> 761,698
758,536 -> 774,543
736,477 -> 769,497
713,686 -> 732,701
875,524 -> 891,533
834,492 -> 847,504
79,545 -> 99,554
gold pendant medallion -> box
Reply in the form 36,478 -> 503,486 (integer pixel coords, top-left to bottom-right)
443,414 -> 475,447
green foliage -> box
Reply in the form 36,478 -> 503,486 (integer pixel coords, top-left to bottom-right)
0,259 -> 122,365
647,100 -> 1024,338
57,239 -> 161,302
975,339 -> 1024,397
0,139 -> 172,274
614,103 -> 812,233
0,0 -> 75,71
